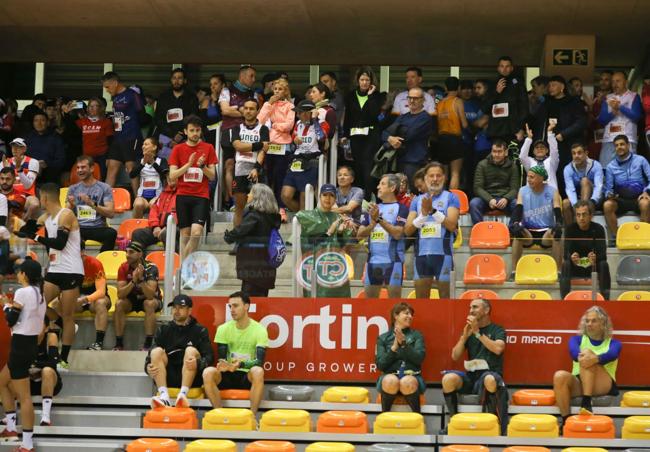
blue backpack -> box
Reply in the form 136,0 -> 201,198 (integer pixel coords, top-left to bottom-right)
268,228 -> 286,268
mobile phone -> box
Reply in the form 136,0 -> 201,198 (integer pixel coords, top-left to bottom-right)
74,101 -> 85,109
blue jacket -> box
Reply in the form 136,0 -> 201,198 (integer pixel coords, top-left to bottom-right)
605,153 -> 650,199
25,129 -> 66,171
381,110 -> 432,164
563,158 -> 604,205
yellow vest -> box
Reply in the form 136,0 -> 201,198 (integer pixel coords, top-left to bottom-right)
571,335 -> 617,381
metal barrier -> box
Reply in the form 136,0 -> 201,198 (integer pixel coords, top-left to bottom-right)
163,214 -> 177,313
211,122 -> 223,212
318,154 -> 326,190
291,216 -> 301,297
305,183 -> 315,210
329,131 -> 338,184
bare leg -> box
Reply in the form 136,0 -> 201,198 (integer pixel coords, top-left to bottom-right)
580,178 -> 593,201
602,199 -> 618,238
639,198 -> 650,223
58,287 -> 79,352
146,347 -> 169,388
132,197 -> 148,219
437,280 -> 450,299
113,298 -> 132,339
0,366 -> 15,414
247,366 -> 265,415
202,367 -> 223,408
448,158 -> 463,190
181,347 -> 200,388
387,285 -> 402,299
125,161 -> 139,195
579,364 -> 613,397
414,278 -> 432,299
142,299 -> 159,337
281,186 -> 299,212
541,229 -> 562,268
182,224 -> 204,257
105,159 -> 122,188
90,297 -> 110,333
511,229 -> 533,272
562,199 -> 574,226
224,159 -> 235,203
364,285 -> 381,298
553,370 -> 581,416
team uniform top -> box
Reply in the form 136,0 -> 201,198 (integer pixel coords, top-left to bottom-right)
409,191 -> 460,256
520,184 -> 556,230
224,121 -> 270,177
44,208 -> 84,276
111,87 -> 144,142
168,141 -> 218,199
214,319 -> 269,373
81,254 -> 106,299
132,157 -> 169,200
361,202 -> 409,264
11,286 -> 46,336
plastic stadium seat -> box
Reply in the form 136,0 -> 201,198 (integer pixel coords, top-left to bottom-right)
570,395 -> 615,407
185,440 -> 237,452
515,254 -> 558,284
269,385 -> 314,402
469,221 -> 510,249
459,289 -> 499,300
563,414 -> 615,438
617,291 -> 650,301
167,387 -> 203,399
59,187 -> 69,207
463,254 -> 507,284
450,189 -> 469,215
143,406 -> 198,429
617,255 -> 650,285
507,414 -> 558,437
368,445 -> 415,452
220,389 -> 250,400
503,448 -> 550,452
146,251 -> 180,281
112,187 -> 132,212
259,409 -> 311,432
512,389 -> 556,406
447,413 -> 499,436
69,162 -> 101,185
356,288 -> 389,299
127,438 -> 179,452
441,447 -> 489,452
373,412 -> 425,434
375,393 -> 426,407
621,391 -> 650,407
622,416 -> 650,439
512,290 -> 552,301
118,218 -> 149,240
306,443 -> 355,452
406,289 -> 439,299
561,449 -> 607,452
454,227 -> 462,249
321,387 -> 369,403
616,222 -> 650,249
317,410 -> 368,433
245,441 -> 296,452
564,290 -> 605,301
97,250 -> 126,280
202,408 -> 255,431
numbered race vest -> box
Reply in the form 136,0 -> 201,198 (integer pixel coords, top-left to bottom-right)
138,157 -> 164,200
603,90 -> 639,143
293,121 -> 322,156
413,190 -> 455,256
368,202 -> 407,264
521,184 -> 555,230
572,335 -> 618,381
234,122 -> 262,177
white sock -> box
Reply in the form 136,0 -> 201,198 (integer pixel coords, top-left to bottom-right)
158,386 -> 169,401
5,411 -> 16,431
22,429 -> 33,449
179,386 -> 189,397
41,397 -> 53,422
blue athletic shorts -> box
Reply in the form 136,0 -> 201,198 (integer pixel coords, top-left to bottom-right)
364,262 -> 403,287
282,166 -> 318,193
414,254 -> 453,281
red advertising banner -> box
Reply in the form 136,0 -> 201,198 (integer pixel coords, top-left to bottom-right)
192,297 -> 650,386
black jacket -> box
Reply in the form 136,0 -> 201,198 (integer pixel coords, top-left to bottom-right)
342,89 -> 384,138
530,95 -> 587,146
145,316 -> 213,370
153,88 -> 199,139
485,73 -> 529,138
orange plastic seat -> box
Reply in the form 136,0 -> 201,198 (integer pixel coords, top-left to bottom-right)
564,290 -> 605,301
463,254 -> 506,284
441,446 -> 490,452
220,389 -> 251,400
127,438 -> 179,452
68,162 -> 101,186
356,288 -> 389,299
317,410 -> 368,433
146,251 -> 180,281
503,448 -> 550,452
245,441 -> 296,452
459,289 -> 499,300
118,218 -> 149,240
113,187 -> 132,212
469,221 -> 510,249
450,189 -> 469,215
512,389 -> 556,406
562,414 -> 615,438
375,393 -> 425,406
142,406 -> 198,430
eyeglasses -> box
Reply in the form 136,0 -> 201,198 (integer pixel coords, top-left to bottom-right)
407,96 -> 423,101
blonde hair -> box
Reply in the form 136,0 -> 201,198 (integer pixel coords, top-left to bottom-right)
579,306 -> 613,339
272,78 -> 291,99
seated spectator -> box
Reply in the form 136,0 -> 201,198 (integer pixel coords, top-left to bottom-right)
67,155 -> 117,252
28,319 -> 62,427
203,292 -> 268,416
441,298 -> 508,434
470,139 -> 520,224
375,302 -> 425,413
395,173 -> 412,208
147,294 -> 213,409
553,306 -> 621,432
562,142 -> 604,225
332,166 -> 363,220
603,134 -> 650,244
357,174 -> 408,299
436,76 -> 468,190
113,241 -> 162,351
560,201 -> 610,300
224,184 -> 281,297
1,141 -> 40,219
643,75 -> 650,148
130,137 -> 169,219
25,111 -> 65,184
520,122 -> 560,191
132,175 -> 177,250
509,166 -> 562,273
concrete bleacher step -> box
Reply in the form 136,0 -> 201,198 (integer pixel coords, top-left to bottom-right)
0,441 -> 127,452
58,370 -> 152,397
36,408 -> 142,428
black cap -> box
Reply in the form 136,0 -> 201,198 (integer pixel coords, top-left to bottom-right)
167,294 -> 193,308
126,241 -> 144,253
320,183 -> 337,195
293,99 -> 316,112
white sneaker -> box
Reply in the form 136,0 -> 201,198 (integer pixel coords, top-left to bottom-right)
175,393 -> 189,409
150,396 -> 171,410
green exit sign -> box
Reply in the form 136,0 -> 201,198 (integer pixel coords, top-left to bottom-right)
553,49 -> 589,66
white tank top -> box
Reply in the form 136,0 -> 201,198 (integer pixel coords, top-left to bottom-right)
45,208 -> 84,275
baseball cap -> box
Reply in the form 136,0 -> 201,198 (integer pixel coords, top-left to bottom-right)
293,99 -> 316,112
10,138 -> 26,147
320,183 -> 337,196
168,294 -> 193,308
126,241 -> 144,253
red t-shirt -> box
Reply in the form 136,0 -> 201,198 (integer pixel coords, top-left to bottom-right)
82,255 -> 105,290
76,117 -> 114,157
168,141 -> 218,199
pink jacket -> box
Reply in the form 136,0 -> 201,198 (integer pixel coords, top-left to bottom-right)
257,100 -> 295,144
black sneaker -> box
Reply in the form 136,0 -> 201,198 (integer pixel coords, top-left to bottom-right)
86,342 -> 103,351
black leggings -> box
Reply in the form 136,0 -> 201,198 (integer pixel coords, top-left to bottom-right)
80,226 -> 117,252
350,133 -> 380,201
560,260 -> 611,300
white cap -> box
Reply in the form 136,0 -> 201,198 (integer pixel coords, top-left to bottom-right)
9,138 -> 26,147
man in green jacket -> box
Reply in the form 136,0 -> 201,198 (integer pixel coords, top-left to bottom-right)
469,139 -> 521,224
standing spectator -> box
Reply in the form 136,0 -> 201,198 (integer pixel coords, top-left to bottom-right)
24,111 -> 65,184
102,71 -> 145,194
587,70 -> 613,162
67,155 -> 117,252
132,175 -> 177,250
332,166 -> 364,221
341,67 -> 383,201
319,71 -> 345,127
470,139 -> 520,224
169,116 -> 217,257
528,75 -> 549,115
199,73 -> 225,146
259,72 -> 279,103
602,135 -> 650,244
560,201 -> 610,300
598,71 -> 643,166
391,67 -> 437,116
568,76 -> 593,113
382,88 -> 433,189
17,93 -> 47,136
257,78 -> 295,222
309,83 -> 337,140
435,76 -> 468,190
130,137 -> 169,219
519,122 -> 561,191
224,184 -> 281,296
642,75 -> 650,148
562,143 -> 603,225
153,68 -> 199,159
485,56 -> 528,142
460,79 -> 490,196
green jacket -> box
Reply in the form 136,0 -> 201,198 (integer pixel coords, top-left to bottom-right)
473,155 -> 521,203
375,328 -> 425,374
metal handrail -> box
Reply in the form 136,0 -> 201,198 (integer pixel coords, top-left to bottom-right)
211,122 -> 223,212
305,184 -> 314,210
329,131 -> 338,184
291,216 -> 301,297
163,214 -> 177,313
317,154 -> 326,190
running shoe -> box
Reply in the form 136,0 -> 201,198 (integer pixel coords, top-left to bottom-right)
175,393 -> 189,409
57,360 -> 70,372
39,419 -> 52,427
112,345 -> 124,351
0,429 -> 19,442
86,342 -> 103,351
150,396 -> 172,410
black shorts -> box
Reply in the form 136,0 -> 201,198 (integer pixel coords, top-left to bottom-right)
217,370 -> 252,390
523,229 -> 553,249
176,195 -> 211,229
435,134 -> 465,164
576,374 -> 619,396
614,197 -> 641,215
30,367 -> 63,396
106,138 -> 143,163
166,354 -> 205,389
232,175 -> 253,195
9,334 -> 39,380
126,294 -> 162,313
45,273 -> 84,291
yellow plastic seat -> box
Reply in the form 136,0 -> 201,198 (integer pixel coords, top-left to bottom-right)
305,443 -> 355,452
184,439 -> 237,452
202,408 -> 256,431
515,254 -> 558,284
507,413 -> 558,437
447,413 -> 499,436
407,289 -> 439,299
245,441 -> 296,452
617,291 -> 650,301
512,290 -> 552,300
622,415 -> 650,439
167,387 -> 204,399
621,391 -> 650,407
373,412 -> 425,435
259,409 -> 311,432
96,250 -> 126,280
617,222 -> 650,249
561,449 -> 608,452
453,227 -> 462,249
320,387 -> 369,403
59,187 -> 69,207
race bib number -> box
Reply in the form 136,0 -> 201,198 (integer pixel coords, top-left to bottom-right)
370,226 -> 389,243
166,108 -> 183,123
77,205 -> 97,221
492,102 -> 509,118
49,251 -> 60,265
184,167 -> 203,183
594,128 -> 604,143
267,144 -> 287,155
350,127 -> 370,136
421,222 -> 442,238
608,121 -> 624,134
142,176 -> 160,190
236,150 -> 256,163
464,359 -> 490,372
290,160 -> 304,172
112,112 -> 124,132
230,352 -> 251,361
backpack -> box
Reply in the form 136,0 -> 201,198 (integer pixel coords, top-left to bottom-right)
267,227 -> 286,268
